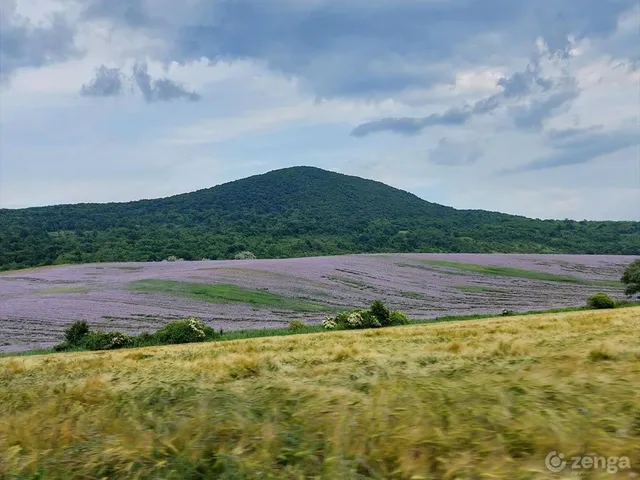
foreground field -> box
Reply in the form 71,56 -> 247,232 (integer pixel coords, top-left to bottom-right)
0,253 -> 633,352
2,308 -> 639,479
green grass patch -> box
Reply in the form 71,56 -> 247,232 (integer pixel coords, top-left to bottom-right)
423,259 -> 612,285
399,291 -> 426,299
455,285 -> 504,294
129,279 -> 334,312
218,325 -> 327,342
327,275 -> 373,289
38,286 -> 89,294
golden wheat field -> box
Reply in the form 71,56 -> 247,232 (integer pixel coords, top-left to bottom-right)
2,308 -> 640,480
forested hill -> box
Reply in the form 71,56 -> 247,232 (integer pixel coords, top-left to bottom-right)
0,166 -> 638,270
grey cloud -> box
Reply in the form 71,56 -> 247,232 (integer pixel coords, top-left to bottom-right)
428,138 -> 483,166
502,128 -> 639,173
132,62 -> 201,103
0,4 -> 79,82
497,59 -> 553,98
510,79 -> 579,130
351,108 -> 471,137
351,50 -> 579,138
80,65 -> 125,97
77,0 -> 637,99
547,125 -> 603,141
78,63 -> 201,102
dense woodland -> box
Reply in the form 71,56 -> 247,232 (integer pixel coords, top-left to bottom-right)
1,166 -> 638,270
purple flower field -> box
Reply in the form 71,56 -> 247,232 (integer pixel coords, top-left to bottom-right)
0,253 -> 635,352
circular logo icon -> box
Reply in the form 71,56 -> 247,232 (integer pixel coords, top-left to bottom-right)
545,451 -> 567,473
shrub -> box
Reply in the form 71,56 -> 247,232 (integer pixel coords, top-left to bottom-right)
84,332 -> 132,350
288,320 -> 306,332
360,310 -> 381,328
345,311 -> 364,329
370,300 -> 390,326
154,318 -> 211,344
234,251 -> 257,260
64,320 -> 90,345
132,332 -> 155,347
53,342 -> 72,352
587,292 -> 615,310
322,316 -> 338,330
322,302 -> 408,330
621,259 -> 640,298
389,310 -> 410,325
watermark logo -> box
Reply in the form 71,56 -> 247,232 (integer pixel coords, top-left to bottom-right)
545,451 -> 632,474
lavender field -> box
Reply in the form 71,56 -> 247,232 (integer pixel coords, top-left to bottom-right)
0,253 -> 634,352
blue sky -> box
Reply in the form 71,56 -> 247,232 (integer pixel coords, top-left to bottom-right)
0,0 -> 638,220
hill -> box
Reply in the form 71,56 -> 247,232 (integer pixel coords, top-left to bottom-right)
0,166 -> 638,270
2,307 -> 639,478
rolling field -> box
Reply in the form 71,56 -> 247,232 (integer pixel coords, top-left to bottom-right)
2,307 -> 639,479
0,254 -> 634,352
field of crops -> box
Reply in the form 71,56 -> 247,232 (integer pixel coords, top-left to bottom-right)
1,307 -> 639,479
0,253 -> 634,352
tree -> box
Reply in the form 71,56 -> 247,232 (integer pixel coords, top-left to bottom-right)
621,258 -> 640,297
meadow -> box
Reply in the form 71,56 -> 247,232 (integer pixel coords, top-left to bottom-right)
1,307 -> 639,479
0,253 -> 634,352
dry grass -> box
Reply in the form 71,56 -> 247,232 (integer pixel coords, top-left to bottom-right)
1,308 -> 639,479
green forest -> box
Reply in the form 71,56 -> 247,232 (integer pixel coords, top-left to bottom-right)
1,166 -> 638,271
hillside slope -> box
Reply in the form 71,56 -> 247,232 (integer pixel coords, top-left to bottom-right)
2,308 -> 639,479
0,166 -> 638,269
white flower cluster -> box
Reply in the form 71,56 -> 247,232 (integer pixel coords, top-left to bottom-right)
346,312 -> 363,327
322,316 -> 337,330
108,333 -> 130,349
187,317 -> 206,339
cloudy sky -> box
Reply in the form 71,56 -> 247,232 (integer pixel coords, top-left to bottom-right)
1,0 -> 639,220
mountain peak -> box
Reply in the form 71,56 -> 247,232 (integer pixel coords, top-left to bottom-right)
0,166 -> 638,270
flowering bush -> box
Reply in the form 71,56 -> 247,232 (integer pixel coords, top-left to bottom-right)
84,331 -> 132,350
346,312 -> 363,328
322,316 -> 338,329
321,301 -> 410,331
155,317 -> 211,344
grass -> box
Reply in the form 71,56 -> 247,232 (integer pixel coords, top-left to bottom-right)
327,275 -> 374,289
1,307 -> 639,479
37,286 -> 89,294
454,285 -> 503,294
129,279 -> 335,312
422,259 -> 623,287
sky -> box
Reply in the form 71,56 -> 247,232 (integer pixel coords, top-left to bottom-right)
0,0 -> 639,221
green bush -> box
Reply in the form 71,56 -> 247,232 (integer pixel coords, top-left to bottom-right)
288,320 -> 306,332
234,251 -> 257,260
389,310 -> 410,325
154,318 -> 212,345
132,332 -> 155,347
370,300 -> 391,326
621,259 -> 640,298
64,320 -> 90,345
587,292 -> 615,309
53,342 -> 73,352
84,331 -> 132,350
323,301 -> 408,330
